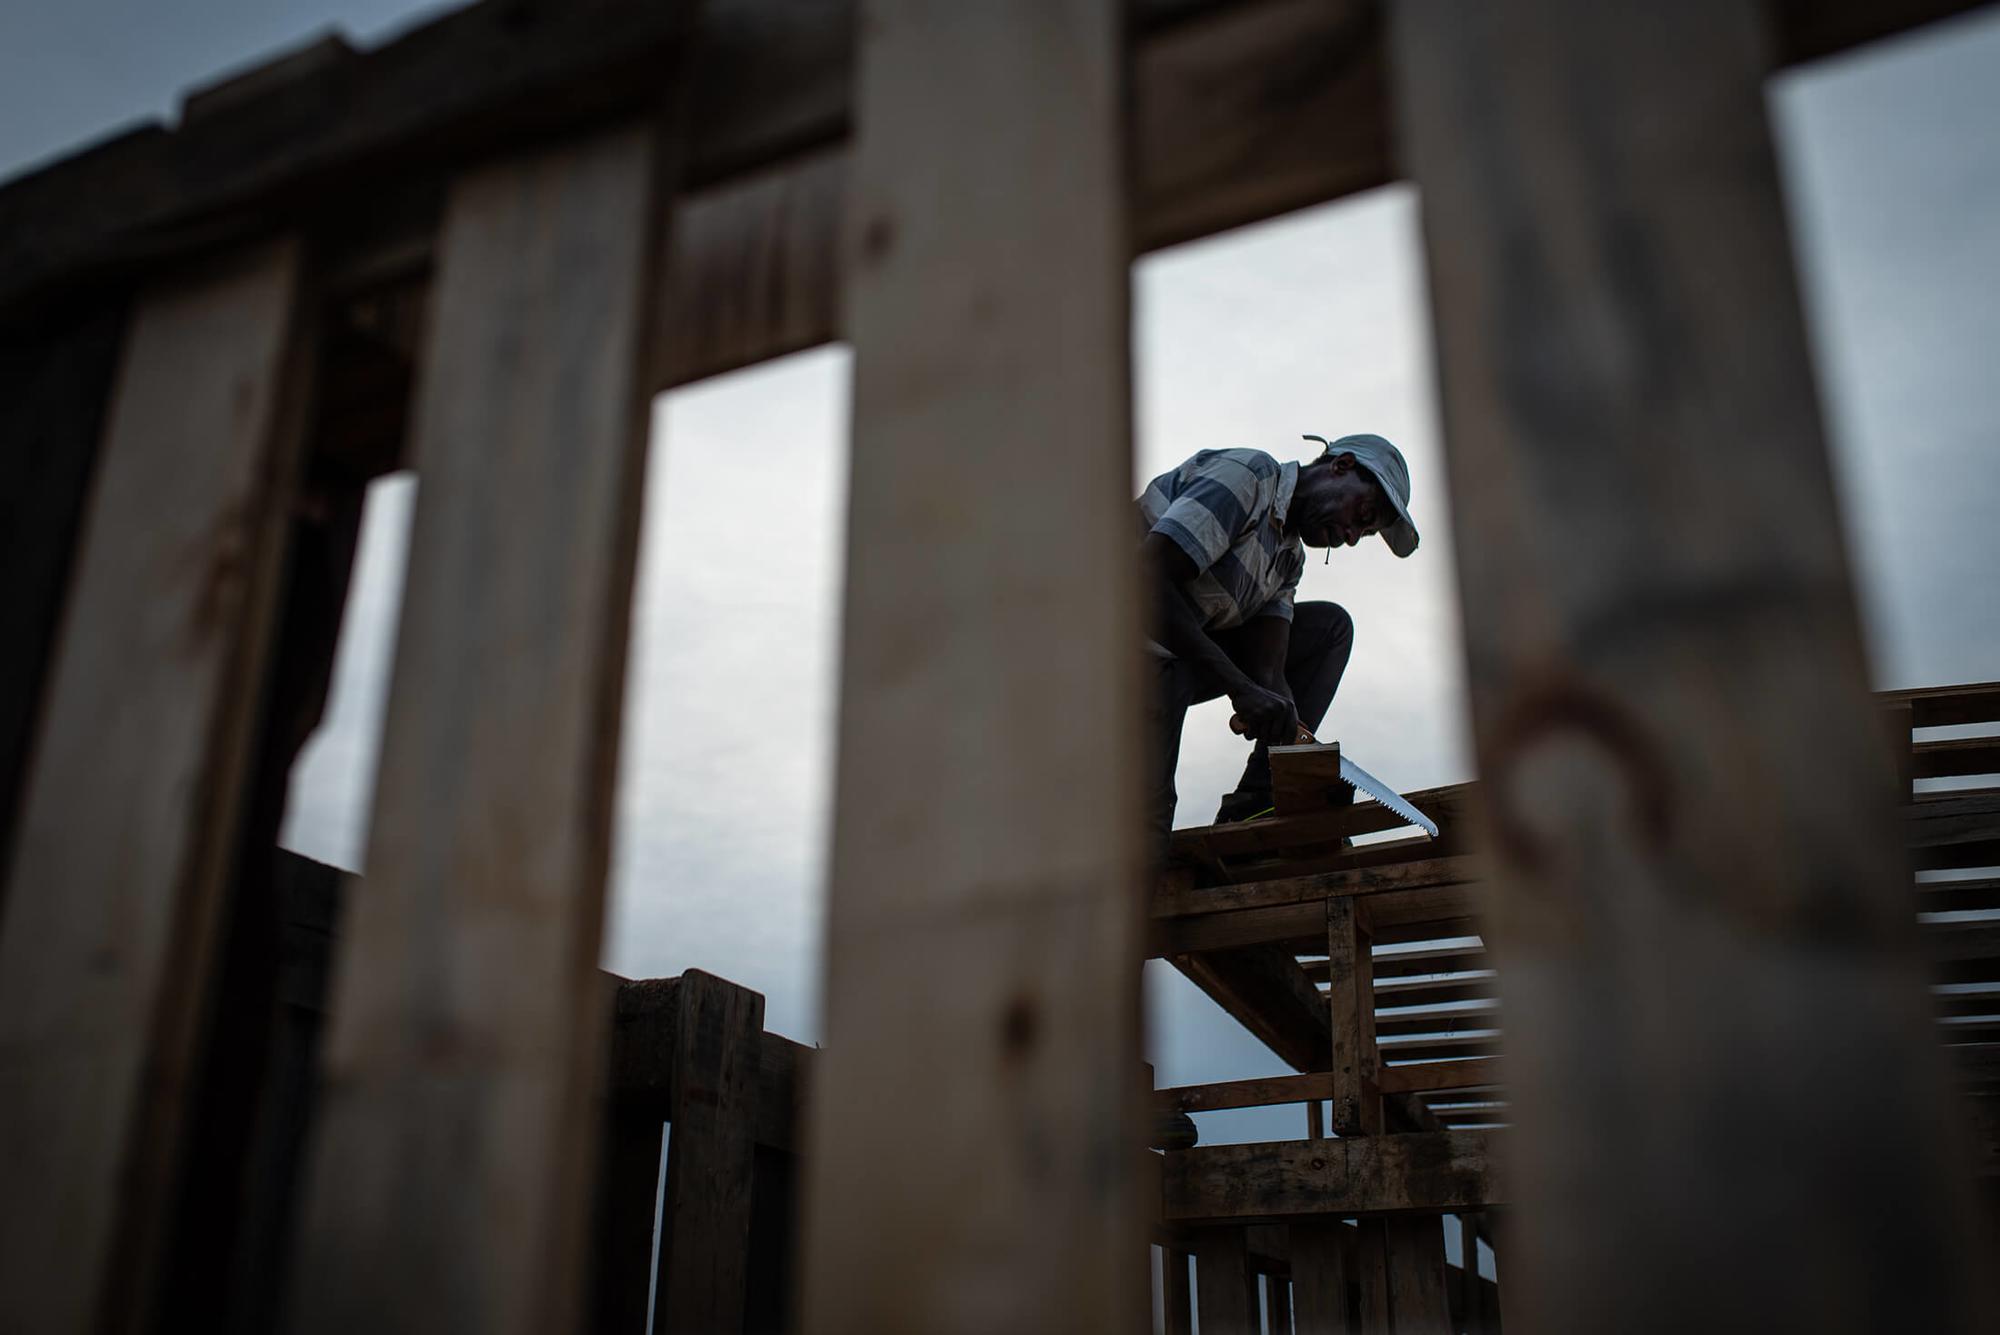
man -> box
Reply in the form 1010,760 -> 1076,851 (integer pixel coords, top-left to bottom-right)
1140,432 -> 1420,853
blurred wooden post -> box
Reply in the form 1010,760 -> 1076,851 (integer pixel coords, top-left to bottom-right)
1391,0 -> 1992,1329
799,1 -> 1144,1331
292,120 -> 667,1335
657,971 -> 763,1334
1195,1230 -> 1261,1335
0,242 -> 311,1335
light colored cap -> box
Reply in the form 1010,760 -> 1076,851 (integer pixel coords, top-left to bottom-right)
1305,432 -> 1420,558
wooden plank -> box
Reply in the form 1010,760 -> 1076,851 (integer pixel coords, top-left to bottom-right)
1377,1059 -> 1504,1097
1384,1216 -> 1450,1334
291,120 -> 665,1335
1370,974 -> 1497,1008
795,4 -> 1142,1333
1155,1071 -> 1335,1114
1328,897 -> 1380,1135
1195,1229 -> 1262,1335
0,300 -> 128,879
1352,1221 -> 1392,1335
1391,0 -> 1993,1329
1269,1269 -> 1295,1333
1885,682 -> 2000,730
590,1106 -> 663,1335
658,971 -> 764,1335
1162,1132 -> 1505,1224
1174,947 -> 1334,1071
1288,1221 -> 1351,1335
1163,1248 -> 1194,1335
0,240 -> 310,1335
1154,854 -> 1486,922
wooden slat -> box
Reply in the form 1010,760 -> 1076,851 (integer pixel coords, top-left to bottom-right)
796,4 -> 1142,1333
1371,973 -> 1499,1008
1884,682 -> 2000,730
1392,0 -> 1992,1328
291,120 -> 665,1335
1385,1216 -> 1451,1332
658,971 -> 764,1335
1910,738 -> 2000,782
1195,1229 -> 1262,1335
1328,897 -> 1381,1135
1288,1220 -> 1351,1335
1377,1058 -> 1505,1097
1162,1132 -> 1506,1224
1163,1248 -> 1194,1335
1153,853 -> 1486,922
0,241 -> 310,1335
1154,1071 -> 1334,1114
1918,878 -> 2000,914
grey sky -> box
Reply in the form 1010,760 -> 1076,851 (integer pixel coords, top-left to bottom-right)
9,4 -> 1997,1147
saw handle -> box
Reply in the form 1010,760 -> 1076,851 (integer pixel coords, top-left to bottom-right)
1229,714 -> 1316,745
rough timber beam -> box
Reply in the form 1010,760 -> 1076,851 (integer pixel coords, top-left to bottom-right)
2,0 -> 1992,338
1161,1131 -> 1505,1224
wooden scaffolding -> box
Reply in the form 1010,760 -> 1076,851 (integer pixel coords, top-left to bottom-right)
0,0 -> 1995,1332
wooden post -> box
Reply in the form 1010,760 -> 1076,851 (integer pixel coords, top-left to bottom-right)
0,241 -> 312,1335
1269,1267 -> 1295,1334
798,2 -> 1143,1332
1353,1221 -> 1392,1335
1195,1229 -> 1262,1335
1288,1221 -> 1350,1335
1390,0 -> 1993,1328
1328,896 -> 1381,1135
292,120 -> 667,1335
1163,1248 -> 1194,1335
657,971 -> 763,1334
1384,1217 -> 1450,1334
1457,1214 -> 1479,1335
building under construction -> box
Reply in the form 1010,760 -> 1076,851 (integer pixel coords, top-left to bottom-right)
0,0 -> 1995,1332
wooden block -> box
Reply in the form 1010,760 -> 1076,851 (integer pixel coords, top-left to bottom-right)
1271,742 -> 1349,817
291,119 -> 666,1335
1391,0 -> 1993,1326
1194,1229 -> 1261,1335
1161,1132 -> 1505,1223
0,240 -> 311,1335
656,972 -> 764,1333
1384,1216 -> 1450,1334
796,4 -> 1144,1331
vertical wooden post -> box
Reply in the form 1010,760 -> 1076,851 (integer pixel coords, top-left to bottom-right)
1269,1267 -> 1295,1334
799,2 -> 1142,1332
1328,896 -> 1381,1135
1353,1221 -> 1392,1335
1384,1217 -> 1450,1334
657,971 -> 763,1334
1390,0 -> 1992,1328
1456,1214 -> 1479,1335
1195,1229 -> 1262,1335
1288,1221 -> 1351,1335
292,120 -> 667,1335
1163,1248 -> 1194,1335
0,241 -> 312,1335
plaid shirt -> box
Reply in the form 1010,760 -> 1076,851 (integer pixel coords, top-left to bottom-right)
1139,448 -> 1306,636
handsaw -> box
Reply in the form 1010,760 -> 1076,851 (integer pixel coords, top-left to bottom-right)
1230,716 -> 1440,838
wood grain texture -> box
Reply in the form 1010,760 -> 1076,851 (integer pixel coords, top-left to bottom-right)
1384,1216 -> 1450,1333
658,971 -> 764,1335
1352,1220 -> 1392,1335
0,240 -> 310,1335
796,2 -> 1144,1332
1162,1132 -> 1505,1223
1287,1220 -> 1350,1335
1391,0 -> 1994,1328
1194,1229 -> 1261,1335
1155,1071 -> 1334,1114
290,121 -> 662,1335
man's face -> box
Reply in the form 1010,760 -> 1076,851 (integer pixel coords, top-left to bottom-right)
1296,455 -> 1391,549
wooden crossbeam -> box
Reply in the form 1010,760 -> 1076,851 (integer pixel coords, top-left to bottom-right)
1161,1131 -> 1506,1223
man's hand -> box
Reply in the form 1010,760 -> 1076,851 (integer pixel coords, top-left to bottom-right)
1229,682 -> 1299,746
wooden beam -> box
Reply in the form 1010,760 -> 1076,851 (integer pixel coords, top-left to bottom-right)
1328,896 -> 1382,1135
1883,681 -> 2000,730
291,119 -> 666,1335
1391,0 -> 1993,1328
1384,1216 -> 1451,1332
1288,1221 -> 1351,1335
657,971 -> 764,1335
1161,1132 -> 1506,1223
0,241 -> 311,1335
1173,947 -> 1333,1071
1377,1058 -> 1505,1096
796,4 -> 1143,1333
1154,1071 -> 1334,1114
1152,853 -> 1486,921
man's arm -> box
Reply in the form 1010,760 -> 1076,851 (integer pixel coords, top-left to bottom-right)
1142,532 -> 1297,744
1233,614 -> 1293,699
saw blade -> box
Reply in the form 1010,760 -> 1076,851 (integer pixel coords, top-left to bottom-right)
1338,754 -> 1439,838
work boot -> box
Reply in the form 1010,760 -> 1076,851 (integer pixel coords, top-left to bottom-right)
1213,787 -> 1275,824
1150,1109 -> 1198,1152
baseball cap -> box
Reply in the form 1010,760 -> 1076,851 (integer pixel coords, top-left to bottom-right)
1304,432 -> 1420,558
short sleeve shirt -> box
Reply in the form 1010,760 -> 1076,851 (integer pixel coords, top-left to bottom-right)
1138,448 -> 1306,634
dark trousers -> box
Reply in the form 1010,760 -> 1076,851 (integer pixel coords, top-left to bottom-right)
1147,600 -> 1354,851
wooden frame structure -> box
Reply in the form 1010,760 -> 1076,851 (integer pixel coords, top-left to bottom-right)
1,0 -> 1996,1331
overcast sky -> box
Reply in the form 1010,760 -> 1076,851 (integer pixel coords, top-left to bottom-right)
9,4 -> 1997,1148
